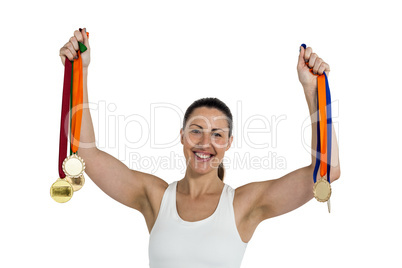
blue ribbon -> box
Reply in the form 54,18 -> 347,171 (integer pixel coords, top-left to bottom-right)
312,71 -> 332,184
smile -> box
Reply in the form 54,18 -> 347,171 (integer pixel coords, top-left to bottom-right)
193,151 -> 214,162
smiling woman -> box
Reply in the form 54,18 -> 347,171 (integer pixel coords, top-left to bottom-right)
149,98 -> 250,267
60,28 -> 340,268
180,97 -> 234,181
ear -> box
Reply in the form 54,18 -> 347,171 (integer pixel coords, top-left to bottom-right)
180,128 -> 184,145
226,135 -> 233,151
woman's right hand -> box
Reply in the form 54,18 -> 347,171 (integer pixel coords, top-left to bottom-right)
59,28 -> 90,68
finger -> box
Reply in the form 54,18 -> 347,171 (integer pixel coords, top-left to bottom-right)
69,36 -> 79,52
81,28 -> 89,48
74,30 -> 83,45
304,47 -> 313,63
317,61 -> 330,75
308,53 -> 318,68
65,41 -> 78,59
59,42 -> 74,60
59,50 -> 66,66
313,57 -> 323,74
75,28 -> 90,49
323,62 -> 330,75
59,46 -> 75,63
298,45 -> 306,68
317,62 -> 326,75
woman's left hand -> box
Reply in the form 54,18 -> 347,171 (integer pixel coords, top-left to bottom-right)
297,45 -> 330,97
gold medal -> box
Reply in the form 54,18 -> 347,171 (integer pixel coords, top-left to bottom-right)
62,153 -> 85,178
309,55 -> 335,211
65,174 -> 85,192
50,178 -> 73,203
54,40 -> 89,203
313,178 -> 331,202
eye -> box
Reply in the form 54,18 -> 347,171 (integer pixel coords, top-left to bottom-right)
213,133 -> 222,137
191,129 -> 201,134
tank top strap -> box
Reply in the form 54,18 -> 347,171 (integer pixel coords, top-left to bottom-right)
165,181 -> 179,216
214,183 -> 233,219
215,183 -> 248,245
160,181 -> 177,216
149,181 -> 176,236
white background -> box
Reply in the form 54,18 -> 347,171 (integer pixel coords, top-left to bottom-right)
1,0 -> 401,267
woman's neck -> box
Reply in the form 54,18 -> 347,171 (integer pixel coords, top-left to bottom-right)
179,169 -> 224,198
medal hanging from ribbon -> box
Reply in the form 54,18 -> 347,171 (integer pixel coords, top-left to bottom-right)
50,30 -> 89,203
301,44 -> 333,213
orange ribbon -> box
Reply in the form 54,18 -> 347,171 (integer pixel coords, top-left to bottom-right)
307,67 -> 328,179
70,31 -> 89,153
317,74 -> 327,177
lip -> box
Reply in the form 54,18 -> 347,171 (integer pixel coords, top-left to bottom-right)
193,151 -> 215,162
193,150 -> 215,156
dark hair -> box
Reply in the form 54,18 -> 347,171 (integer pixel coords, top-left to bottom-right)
182,97 -> 233,181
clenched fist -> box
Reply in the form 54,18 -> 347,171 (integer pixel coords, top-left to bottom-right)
297,45 -> 330,97
59,28 -> 90,68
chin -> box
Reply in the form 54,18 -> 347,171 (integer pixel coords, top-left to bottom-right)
189,156 -> 219,175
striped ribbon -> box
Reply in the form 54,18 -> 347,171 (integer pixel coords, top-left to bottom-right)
58,30 -> 89,178
312,72 -> 332,184
300,44 -> 333,184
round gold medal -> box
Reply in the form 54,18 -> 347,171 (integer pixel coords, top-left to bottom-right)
50,178 -> 73,203
66,174 -> 85,192
313,178 -> 331,202
62,153 -> 85,178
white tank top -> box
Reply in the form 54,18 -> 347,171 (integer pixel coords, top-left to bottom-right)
148,180 -> 248,268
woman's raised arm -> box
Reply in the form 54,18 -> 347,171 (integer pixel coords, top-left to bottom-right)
235,45 -> 341,223
59,29 -> 167,213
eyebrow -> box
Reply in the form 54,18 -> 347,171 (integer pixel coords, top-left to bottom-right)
190,124 -> 224,131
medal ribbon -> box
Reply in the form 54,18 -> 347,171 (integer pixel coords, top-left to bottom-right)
58,30 -> 89,178
58,59 -> 72,178
70,39 -> 88,153
301,45 -> 332,184
312,72 -> 332,183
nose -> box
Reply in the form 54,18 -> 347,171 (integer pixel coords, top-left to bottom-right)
195,131 -> 212,149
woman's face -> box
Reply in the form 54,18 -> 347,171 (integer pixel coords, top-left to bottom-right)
180,107 -> 233,176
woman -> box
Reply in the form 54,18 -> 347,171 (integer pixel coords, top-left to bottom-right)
59,28 -> 341,267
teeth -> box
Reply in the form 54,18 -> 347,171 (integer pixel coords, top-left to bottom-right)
195,152 -> 212,159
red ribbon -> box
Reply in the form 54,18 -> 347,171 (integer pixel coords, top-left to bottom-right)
58,59 -> 72,178
58,30 -> 89,179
